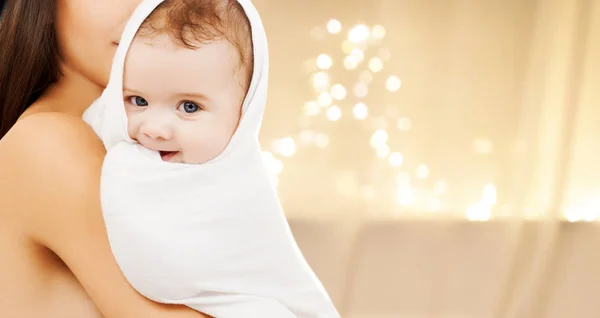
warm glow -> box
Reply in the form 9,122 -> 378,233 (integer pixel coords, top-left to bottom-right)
354,82 -> 369,98
372,25 -> 386,40
298,130 -> 316,145
316,53 -> 333,70
317,92 -> 333,107
314,133 -> 330,148
466,203 -> 492,222
434,180 -> 449,196
397,184 -> 415,207
415,165 -> 430,179
348,24 -> 370,43
388,152 -> 404,167
378,47 -> 392,61
481,183 -> 497,206
326,19 -> 342,34
376,145 -> 391,158
368,57 -> 384,73
396,172 -> 410,185
350,48 -> 365,62
341,40 -> 353,55
397,117 -> 412,131
343,56 -> 359,70
311,71 -> 330,92
353,102 -> 369,120
326,105 -> 342,121
473,138 -> 494,155
330,84 -> 347,100
386,75 -> 402,92
370,129 -> 389,148
272,137 -> 296,157
303,101 -> 320,116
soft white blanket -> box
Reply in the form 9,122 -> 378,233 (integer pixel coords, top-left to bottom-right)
82,0 -> 340,317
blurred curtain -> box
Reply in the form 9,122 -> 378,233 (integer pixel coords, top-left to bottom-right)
253,0 -> 600,316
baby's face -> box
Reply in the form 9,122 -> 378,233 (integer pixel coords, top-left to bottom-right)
123,34 -> 246,163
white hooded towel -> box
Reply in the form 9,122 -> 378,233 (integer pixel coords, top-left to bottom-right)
82,0 -> 340,317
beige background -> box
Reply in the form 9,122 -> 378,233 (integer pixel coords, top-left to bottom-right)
252,0 -> 600,317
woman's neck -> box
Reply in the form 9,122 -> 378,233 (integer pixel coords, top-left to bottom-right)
28,64 -> 105,117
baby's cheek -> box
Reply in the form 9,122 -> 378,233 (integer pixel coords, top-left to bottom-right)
125,112 -> 138,139
183,131 -> 231,164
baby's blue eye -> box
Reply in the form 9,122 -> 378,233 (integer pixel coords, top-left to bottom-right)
129,96 -> 148,107
178,101 -> 200,113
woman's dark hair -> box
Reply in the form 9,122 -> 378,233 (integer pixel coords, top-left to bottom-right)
0,0 -> 61,139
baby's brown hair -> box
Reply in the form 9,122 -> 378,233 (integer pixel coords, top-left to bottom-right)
139,0 -> 254,90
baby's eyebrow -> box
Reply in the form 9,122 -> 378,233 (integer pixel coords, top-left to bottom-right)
179,92 -> 211,102
123,87 -> 143,95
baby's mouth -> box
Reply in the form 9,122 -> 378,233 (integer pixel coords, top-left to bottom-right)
159,151 -> 179,161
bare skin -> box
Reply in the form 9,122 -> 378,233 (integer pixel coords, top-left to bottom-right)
0,1 -> 210,317
0,78 -> 211,318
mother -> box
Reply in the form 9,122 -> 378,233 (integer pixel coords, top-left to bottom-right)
0,1 -> 209,317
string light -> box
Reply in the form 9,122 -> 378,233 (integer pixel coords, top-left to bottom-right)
349,48 -> 365,63
311,71 -> 330,92
376,145 -> 391,158
397,117 -> 412,131
466,203 -> 492,222
283,21 -> 534,221
415,165 -> 430,179
326,105 -> 342,121
316,53 -> 333,70
353,82 -> 369,98
298,130 -> 316,145
481,183 -> 497,206
314,133 -> 330,148
326,19 -> 342,34
368,57 -> 384,73
563,199 -> 600,222
348,24 -> 370,43
371,25 -> 386,40
317,92 -> 333,106
378,47 -> 391,61
330,84 -> 347,100
466,183 -> 497,222
341,40 -> 354,55
386,75 -> 402,92
343,56 -> 359,70
370,129 -> 389,148
353,102 -> 368,120
303,101 -> 320,116
397,183 -> 415,207
272,137 -> 296,157
388,152 -> 404,167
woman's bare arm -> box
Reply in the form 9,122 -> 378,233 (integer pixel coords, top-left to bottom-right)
0,113 -> 210,318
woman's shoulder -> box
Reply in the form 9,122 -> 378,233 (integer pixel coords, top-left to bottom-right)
1,112 -> 105,168
0,112 -> 105,229
3,112 -> 104,155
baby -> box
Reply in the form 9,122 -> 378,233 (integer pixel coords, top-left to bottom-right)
87,0 -> 342,317
123,0 -> 253,164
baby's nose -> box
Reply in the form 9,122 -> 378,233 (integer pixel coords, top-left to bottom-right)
140,121 -> 173,140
